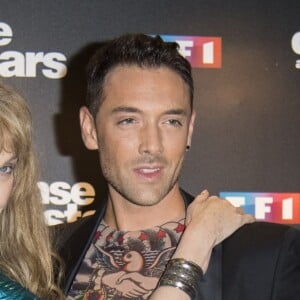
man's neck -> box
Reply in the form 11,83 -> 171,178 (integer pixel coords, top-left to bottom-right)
103,186 -> 186,231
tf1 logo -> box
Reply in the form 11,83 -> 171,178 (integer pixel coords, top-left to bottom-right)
159,35 -> 222,68
220,192 -> 300,224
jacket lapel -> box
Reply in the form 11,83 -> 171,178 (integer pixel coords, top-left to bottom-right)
55,205 -> 106,293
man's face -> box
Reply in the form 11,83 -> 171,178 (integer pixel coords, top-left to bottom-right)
81,65 -> 195,206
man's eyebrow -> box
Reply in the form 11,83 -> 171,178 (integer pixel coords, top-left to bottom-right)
110,107 -> 188,115
164,109 -> 187,116
111,106 -> 141,114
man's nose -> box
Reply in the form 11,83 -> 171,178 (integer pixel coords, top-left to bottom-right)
138,123 -> 163,155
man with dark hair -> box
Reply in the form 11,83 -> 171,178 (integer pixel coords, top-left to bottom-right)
85,34 -> 194,117
58,34 -> 300,300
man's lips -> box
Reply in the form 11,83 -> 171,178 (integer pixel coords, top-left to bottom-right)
133,166 -> 163,180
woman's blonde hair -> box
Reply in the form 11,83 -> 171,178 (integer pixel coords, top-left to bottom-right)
0,81 -> 64,299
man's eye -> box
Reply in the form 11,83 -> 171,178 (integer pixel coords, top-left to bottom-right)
166,119 -> 182,127
117,118 -> 136,125
0,166 -> 14,175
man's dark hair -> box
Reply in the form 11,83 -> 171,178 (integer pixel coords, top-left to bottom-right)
86,33 -> 194,117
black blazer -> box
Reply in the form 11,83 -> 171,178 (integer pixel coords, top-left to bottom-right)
53,191 -> 300,299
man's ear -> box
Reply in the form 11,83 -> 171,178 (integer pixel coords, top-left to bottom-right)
79,106 -> 99,150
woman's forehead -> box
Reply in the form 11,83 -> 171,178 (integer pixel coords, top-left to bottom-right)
0,131 -> 15,154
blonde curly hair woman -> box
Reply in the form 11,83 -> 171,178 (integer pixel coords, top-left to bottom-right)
0,81 -> 64,299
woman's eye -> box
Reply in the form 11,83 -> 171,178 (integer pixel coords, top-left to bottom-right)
0,166 -> 14,175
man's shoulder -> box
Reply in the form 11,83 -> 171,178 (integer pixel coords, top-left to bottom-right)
221,222 -> 300,297
242,221 -> 298,234
223,221 -> 300,256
